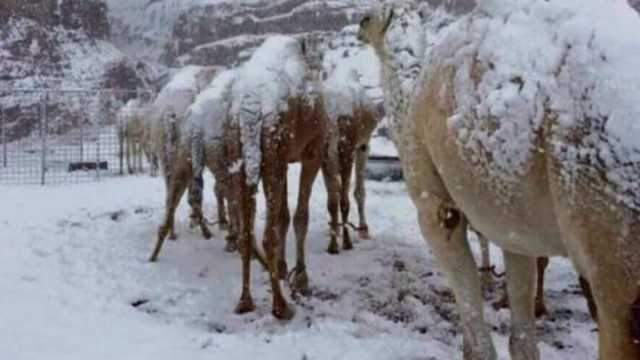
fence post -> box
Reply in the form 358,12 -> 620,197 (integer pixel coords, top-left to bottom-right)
40,93 -> 48,186
96,91 -> 102,182
1,106 -> 6,168
79,121 -> 84,162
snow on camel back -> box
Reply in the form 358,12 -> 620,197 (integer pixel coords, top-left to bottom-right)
323,68 -> 374,122
229,35 -> 308,185
150,65 -> 219,125
147,65 -> 219,167
183,69 -> 238,175
425,0 -> 640,209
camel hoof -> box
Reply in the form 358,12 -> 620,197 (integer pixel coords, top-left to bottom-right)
224,239 -> 238,253
234,297 -> 256,314
535,302 -> 548,318
169,233 -> 178,241
292,271 -> 311,297
201,227 -> 212,240
358,227 -> 370,240
278,260 -> 288,280
272,303 -> 295,320
343,239 -> 354,251
148,255 -> 158,263
327,245 -> 339,255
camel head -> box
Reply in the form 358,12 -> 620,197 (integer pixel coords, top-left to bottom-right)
357,1 -> 424,55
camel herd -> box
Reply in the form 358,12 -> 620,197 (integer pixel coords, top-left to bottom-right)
117,1 -> 640,359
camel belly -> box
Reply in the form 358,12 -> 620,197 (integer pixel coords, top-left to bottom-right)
419,111 -> 566,257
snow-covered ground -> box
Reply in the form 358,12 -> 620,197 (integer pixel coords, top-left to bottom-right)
1,167 -> 597,359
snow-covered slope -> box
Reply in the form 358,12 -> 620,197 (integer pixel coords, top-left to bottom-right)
0,169 -> 597,359
0,1 -> 155,140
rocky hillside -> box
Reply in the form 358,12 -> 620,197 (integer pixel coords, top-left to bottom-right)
0,0 -> 155,140
107,0 -> 481,67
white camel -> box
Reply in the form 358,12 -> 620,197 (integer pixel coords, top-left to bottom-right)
360,1 -> 640,359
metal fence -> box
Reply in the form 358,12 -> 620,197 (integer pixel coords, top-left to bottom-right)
0,90 -> 153,185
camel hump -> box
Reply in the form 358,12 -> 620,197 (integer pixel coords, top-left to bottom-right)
424,0 -> 640,209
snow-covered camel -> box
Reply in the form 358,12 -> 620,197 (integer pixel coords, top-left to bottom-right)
322,67 -> 381,247
146,65 -> 223,260
222,35 -> 340,317
360,1 -> 640,359
117,98 -> 148,175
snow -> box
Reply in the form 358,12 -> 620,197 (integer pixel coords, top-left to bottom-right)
149,65 -> 218,126
322,25 -> 381,122
426,0 -> 640,207
0,169 -> 597,359
229,35 -> 308,185
184,69 -> 237,145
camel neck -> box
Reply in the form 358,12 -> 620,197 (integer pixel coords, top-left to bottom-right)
379,49 -> 411,145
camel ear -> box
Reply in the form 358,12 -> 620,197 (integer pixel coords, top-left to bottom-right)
382,9 -> 394,34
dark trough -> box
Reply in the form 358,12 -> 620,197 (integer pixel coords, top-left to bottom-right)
68,161 -> 108,172
365,155 -> 403,182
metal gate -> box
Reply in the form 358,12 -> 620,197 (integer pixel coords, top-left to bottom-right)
0,89 -> 153,185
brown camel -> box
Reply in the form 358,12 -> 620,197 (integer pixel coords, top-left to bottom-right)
361,1 -> 640,359
146,65 -> 225,261
322,68 -> 381,251
224,36 -> 341,319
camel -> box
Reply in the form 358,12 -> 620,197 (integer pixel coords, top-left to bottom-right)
322,68 -> 381,249
117,99 -> 147,175
220,35 -> 340,318
360,1 -> 640,359
146,65 -> 225,259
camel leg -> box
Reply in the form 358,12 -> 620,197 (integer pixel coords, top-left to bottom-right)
322,157 -> 341,255
354,143 -> 370,239
232,181 -> 257,314
262,163 -> 294,320
493,256 -> 548,318
126,137 -> 133,174
588,263 -> 640,359
548,178 -> 640,359
339,149 -> 355,251
150,155 -> 159,177
291,155 -> 321,295
149,166 -> 190,262
277,180 -> 290,280
534,257 -> 549,317
225,200 -> 240,253
478,233 -> 492,296
403,136 -> 496,359
118,129 -> 125,175
504,251 -> 539,360
214,180 -> 229,231
187,171 -> 212,240
579,276 -> 598,321
137,141 -> 143,173
415,197 -> 495,359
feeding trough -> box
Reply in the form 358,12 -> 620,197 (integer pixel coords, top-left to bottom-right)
68,161 -> 108,172
365,155 -> 403,181
365,135 -> 403,181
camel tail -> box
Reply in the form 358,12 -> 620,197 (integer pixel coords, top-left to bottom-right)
237,93 -> 263,186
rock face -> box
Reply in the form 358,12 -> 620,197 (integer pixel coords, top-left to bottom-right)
0,0 -> 152,140
164,0 -> 372,67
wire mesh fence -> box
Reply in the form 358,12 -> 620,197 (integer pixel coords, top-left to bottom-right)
0,90 -> 154,185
